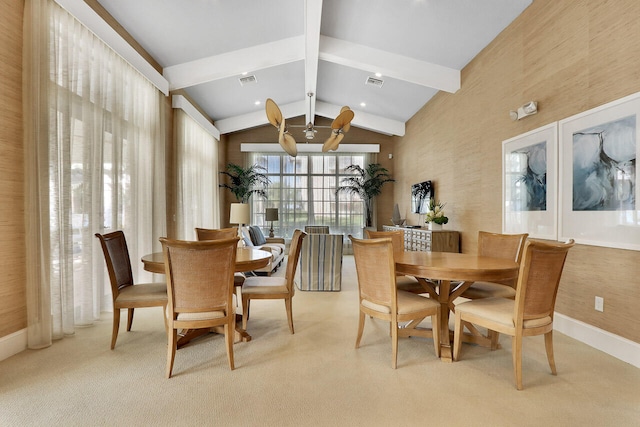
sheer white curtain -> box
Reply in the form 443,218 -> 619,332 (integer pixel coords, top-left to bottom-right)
23,0 -> 166,348
174,109 -> 220,239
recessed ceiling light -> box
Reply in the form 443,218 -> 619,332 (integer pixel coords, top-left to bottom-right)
360,102 -> 366,107
375,72 -> 382,78
254,100 -> 261,105
241,72 -> 248,76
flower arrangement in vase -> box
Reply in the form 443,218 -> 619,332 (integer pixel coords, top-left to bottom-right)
425,198 -> 448,230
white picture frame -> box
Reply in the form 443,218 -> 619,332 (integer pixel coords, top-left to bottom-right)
502,123 -> 558,240
558,93 -> 639,251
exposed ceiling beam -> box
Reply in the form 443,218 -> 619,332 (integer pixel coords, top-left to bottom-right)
215,100 -> 306,135
315,101 -> 405,136
319,36 -> 460,93
304,0 -> 323,126
163,36 -> 305,91
216,99 -> 404,137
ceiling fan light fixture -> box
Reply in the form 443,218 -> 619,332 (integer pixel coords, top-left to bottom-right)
304,123 -> 317,140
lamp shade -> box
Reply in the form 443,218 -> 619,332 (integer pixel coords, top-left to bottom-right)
229,203 -> 250,225
265,208 -> 279,222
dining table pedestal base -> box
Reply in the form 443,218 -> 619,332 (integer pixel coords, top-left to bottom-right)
393,264 -> 516,362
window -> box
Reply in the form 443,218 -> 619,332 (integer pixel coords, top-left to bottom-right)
248,152 -> 372,242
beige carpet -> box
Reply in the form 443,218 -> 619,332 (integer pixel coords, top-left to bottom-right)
1,256 -> 639,426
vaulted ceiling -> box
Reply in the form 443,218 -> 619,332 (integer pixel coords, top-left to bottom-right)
96,0 -> 532,140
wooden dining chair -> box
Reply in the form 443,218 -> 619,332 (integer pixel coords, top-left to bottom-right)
364,229 -> 423,293
195,227 -> 238,241
242,230 -> 307,334
460,231 -> 529,300
350,235 -> 440,368
160,236 -> 239,377
453,239 -> 575,390
241,229 -> 306,334
195,227 -> 246,287
95,231 -> 168,350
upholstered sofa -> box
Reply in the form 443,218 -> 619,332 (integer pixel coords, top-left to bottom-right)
241,226 -> 286,276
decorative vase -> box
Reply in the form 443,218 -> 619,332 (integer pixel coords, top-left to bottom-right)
427,223 -> 442,231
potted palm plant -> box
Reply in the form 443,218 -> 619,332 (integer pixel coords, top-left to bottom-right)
336,163 -> 395,228
219,163 -> 270,203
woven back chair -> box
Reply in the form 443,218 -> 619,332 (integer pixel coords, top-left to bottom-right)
364,229 -> 422,293
350,235 -> 440,368
241,230 -> 307,334
453,239 -> 575,389
160,237 -> 238,377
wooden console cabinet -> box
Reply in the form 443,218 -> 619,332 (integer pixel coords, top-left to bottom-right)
383,225 -> 459,253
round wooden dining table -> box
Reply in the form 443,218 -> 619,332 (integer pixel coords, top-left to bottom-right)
141,247 -> 272,275
141,247 -> 272,345
394,251 -> 519,362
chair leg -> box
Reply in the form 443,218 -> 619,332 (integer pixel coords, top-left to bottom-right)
162,304 -> 168,334
166,327 -> 177,379
355,311 -> 366,349
225,322 -> 235,370
242,296 -> 250,330
489,330 -> 500,350
512,335 -> 523,390
431,313 -> 441,358
127,308 -> 134,331
391,321 -> 399,369
111,309 -> 120,350
544,331 -> 557,375
452,312 -> 463,361
285,297 -> 294,334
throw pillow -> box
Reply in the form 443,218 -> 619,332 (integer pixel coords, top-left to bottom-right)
249,225 -> 267,246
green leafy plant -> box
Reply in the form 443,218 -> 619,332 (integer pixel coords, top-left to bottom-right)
425,198 -> 448,225
219,163 -> 270,203
336,163 -> 395,228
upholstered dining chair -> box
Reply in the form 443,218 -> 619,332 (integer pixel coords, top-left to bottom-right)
195,227 -> 246,288
460,231 -> 529,300
95,231 -> 167,350
364,229 -> 423,293
160,236 -> 239,377
241,229 -> 306,334
453,239 -> 575,390
195,227 -> 238,241
350,235 -> 441,368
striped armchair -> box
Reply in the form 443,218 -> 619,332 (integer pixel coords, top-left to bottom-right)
304,225 -> 330,234
298,233 -> 343,291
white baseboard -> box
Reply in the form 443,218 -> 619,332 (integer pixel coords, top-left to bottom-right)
0,328 -> 27,362
554,313 -> 640,369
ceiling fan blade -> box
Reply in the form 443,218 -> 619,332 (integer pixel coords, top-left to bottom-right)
339,106 -> 352,132
329,133 -> 345,151
265,98 -> 283,128
278,116 -> 285,144
322,133 -> 337,152
331,108 -> 355,132
282,132 -> 297,157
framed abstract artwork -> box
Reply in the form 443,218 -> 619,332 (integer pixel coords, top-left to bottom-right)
558,93 -> 639,250
502,123 -> 558,240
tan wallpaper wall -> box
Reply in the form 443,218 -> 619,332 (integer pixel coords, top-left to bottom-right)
0,0 -> 26,338
395,0 -> 640,343
221,117 -> 396,228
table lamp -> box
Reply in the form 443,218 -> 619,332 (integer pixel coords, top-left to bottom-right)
265,208 -> 279,238
229,203 -> 250,246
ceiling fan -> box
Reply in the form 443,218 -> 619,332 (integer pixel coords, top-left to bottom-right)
265,95 -> 354,157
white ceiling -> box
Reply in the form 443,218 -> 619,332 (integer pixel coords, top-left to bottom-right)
96,0 -> 532,138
